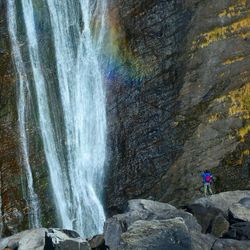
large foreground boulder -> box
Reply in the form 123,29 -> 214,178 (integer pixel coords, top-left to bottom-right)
0,228 -> 47,250
0,228 -> 91,250
119,218 -> 192,250
104,199 -> 201,250
104,199 -> 218,250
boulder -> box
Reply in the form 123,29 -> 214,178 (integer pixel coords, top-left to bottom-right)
0,228 -> 91,250
104,199 -> 201,249
210,214 -> 230,238
223,222 -> 250,240
229,202 -> 250,223
185,203 -> 225,234
190,231 -> 215,250
0,229 -> 46,250
193,191 -> 250,216
239,198 -> 250,209
88,234 -> 107,249
18,228 -> 47,250
45,228 -> 91,250
212,239 -> 250,250
118,217 -> 192,250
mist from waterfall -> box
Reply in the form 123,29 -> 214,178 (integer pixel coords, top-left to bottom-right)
7,0 -> 107,237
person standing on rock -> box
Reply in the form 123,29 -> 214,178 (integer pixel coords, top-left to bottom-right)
201,170 -> 213,196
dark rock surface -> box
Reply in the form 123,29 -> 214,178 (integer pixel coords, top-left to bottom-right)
185,204 -> 225,233
210,214 -> 230,238
224,222 -> 250,240
88,234 -> 107,250
106,0 -> 250,212
212,239 -> 250,250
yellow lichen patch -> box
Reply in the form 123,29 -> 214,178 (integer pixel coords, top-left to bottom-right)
228,83 -> 250,119
208,113 -> 220,123
222,55 -> 245,65
213,83 -> 250,141
238,149 -> 250,164
226,83 -> 250,141
237,0 -> 247,6
219,0 -> 247,18
192,16 -> 250,49
219,8 -> 241,18
242,30 -> 250,39
242,149 -> 250,155
239,125 -> 250,141
216,95 -> 228,103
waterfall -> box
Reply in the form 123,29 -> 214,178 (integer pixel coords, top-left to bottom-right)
7,0 -> 41,228
7,0 -> 107,237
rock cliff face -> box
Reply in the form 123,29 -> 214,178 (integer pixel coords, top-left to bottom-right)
0,0 -> 26,235
105,0 -> 250,212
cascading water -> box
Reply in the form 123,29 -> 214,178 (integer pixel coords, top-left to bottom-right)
7,0 -> 107,237
7,0 -> 41,228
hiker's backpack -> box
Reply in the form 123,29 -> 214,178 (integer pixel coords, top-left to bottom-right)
205,174 -> 212,183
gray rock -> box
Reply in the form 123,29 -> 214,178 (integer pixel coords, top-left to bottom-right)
46,228 -> 91,250
88,234 -> 105,249
128,199 -> 201,231
104,199 -> 201,249
210,214 -> 230,238
190,231 -> 215,250
185,203 -> 224,233
119,217 -> 192,250
239,198 -> 250,209
229,202 -> 250,222
194,191 -> 250,215
212,239 -> 250,250
104,217 -> 127,250
224,222 -> 250,240
55,239 -> 90,250
0,228 -> 90,250
18,228 -> 47,250
0,229 -> 44,250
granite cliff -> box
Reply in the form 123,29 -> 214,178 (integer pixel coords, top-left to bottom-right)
106,0 -> 250,213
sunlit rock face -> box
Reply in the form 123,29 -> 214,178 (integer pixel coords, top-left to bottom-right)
105,0 -> 250,213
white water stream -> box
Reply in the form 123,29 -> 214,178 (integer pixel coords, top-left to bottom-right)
7,0 -> 107,237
